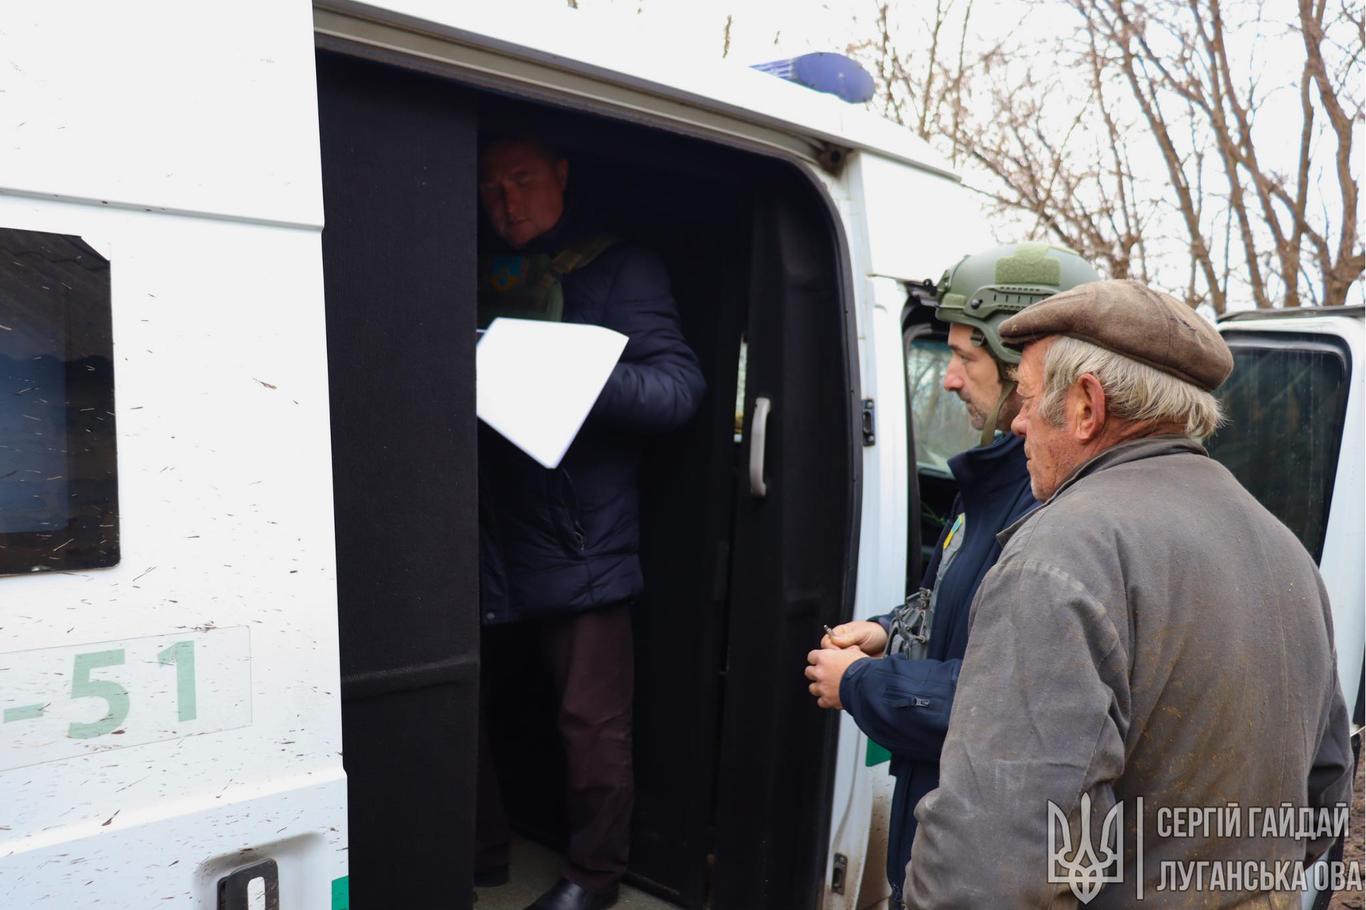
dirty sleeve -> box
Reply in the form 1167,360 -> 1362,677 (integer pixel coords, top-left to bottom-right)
904,558 -> 1128,909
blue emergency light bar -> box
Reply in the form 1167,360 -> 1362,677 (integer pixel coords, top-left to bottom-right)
752,52 -> 876,104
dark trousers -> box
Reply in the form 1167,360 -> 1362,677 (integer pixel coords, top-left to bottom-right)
476,602 -> 635,892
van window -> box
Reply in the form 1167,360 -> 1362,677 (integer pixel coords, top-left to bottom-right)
1206,333 -> 1350,562
905,334 -> 977,475
0,227 -> 118,574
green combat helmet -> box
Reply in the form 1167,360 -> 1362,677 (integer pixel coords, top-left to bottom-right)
934,241 -> 1099,443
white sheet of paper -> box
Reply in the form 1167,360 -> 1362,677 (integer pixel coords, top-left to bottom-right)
476,318 -> 628,469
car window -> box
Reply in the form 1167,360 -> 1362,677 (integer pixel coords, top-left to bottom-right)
905,334 -> 978,475
1206,332 -> 1350,563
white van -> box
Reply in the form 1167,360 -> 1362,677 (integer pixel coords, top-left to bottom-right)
3,4 -> 1358,910
0,3 -> 989,909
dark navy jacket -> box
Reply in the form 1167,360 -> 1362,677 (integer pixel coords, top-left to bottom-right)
479,218 -> 706,624
839,433 -> 1036,902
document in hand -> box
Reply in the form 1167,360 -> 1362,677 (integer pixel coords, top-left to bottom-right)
476,317 -> 628,469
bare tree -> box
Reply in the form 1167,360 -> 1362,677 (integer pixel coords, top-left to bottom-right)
949,57 -> 1159,285
853,1 -> 992,142
1072,0 -> 1363,310
851,0 -> 1364,312
852,3 -> 1155,285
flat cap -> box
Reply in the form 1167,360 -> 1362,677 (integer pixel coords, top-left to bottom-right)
998,279 -> 1233,391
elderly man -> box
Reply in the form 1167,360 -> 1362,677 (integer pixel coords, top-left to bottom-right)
906,280 -> 1352,908
475,134 -> 705,910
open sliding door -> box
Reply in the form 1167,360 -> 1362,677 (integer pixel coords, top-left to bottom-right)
713,172 -> 860,910
317,51 -> 481,909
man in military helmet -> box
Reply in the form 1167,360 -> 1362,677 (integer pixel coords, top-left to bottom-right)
803,242 -> 1099,910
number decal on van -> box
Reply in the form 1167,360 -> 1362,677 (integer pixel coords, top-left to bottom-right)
0,628 -> 251,770
67,649 -> 131,739
157,640 -> 198,723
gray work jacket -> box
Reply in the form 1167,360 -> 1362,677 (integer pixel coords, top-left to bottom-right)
906,436 -> 1353,909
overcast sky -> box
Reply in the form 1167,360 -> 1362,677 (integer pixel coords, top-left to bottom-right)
537,0 -> 876,61
513,0 -> 1362,310
518,0 -> 1084,70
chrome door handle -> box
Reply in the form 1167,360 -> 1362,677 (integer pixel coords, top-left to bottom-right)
749,396 -> 772,498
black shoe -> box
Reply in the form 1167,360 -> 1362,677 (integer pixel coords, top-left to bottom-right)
473,863 -> 510,887
523,878 -> 619,910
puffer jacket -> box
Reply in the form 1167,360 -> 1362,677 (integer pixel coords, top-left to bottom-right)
479,226 -> 705,624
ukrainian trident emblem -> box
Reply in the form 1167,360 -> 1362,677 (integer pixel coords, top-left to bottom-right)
1047,792 -> 1124,903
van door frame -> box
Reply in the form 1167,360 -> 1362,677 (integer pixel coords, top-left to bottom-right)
313,17 -> 867,909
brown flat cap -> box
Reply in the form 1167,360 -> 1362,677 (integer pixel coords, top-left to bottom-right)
998,279 -> 1234,391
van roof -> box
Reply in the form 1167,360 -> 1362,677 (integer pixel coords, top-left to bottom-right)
317,1 -> 961,181
1219,305 -> 1365,323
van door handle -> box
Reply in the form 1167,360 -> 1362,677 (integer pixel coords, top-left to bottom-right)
749,396 -> 772,498
217,859 -> 279,910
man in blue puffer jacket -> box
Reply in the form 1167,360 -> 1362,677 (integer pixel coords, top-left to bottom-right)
804,243 -> 1097,909
474,134 -> 705,910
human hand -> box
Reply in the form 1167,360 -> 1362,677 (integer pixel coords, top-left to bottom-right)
805,645 -> 868,710
822,620 -> 888,657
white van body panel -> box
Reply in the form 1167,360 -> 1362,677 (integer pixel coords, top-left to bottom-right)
846,153 -> 994,284
824,269 -> 910,910
0,197 -> 347,905
0,3 -> 324,226
0,2 -> 347,903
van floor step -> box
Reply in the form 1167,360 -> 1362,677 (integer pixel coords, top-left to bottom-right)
474,836 -> 678,909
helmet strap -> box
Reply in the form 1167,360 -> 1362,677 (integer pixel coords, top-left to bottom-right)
980,379 -> 1018,447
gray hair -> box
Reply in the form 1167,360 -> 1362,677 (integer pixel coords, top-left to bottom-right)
1038,337 -> 1225,439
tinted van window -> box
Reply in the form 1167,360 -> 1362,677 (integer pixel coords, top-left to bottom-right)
1206,332 -> 1350,562
0,227 -> 118,573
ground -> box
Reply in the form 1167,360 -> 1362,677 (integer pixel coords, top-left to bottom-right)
475,760 -> 1366,909
1329,758 -> 1365,909
473,836 -> 673,910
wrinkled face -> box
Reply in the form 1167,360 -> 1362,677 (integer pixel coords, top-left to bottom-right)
943,322 -> 1006,431
1010,338 -> 1079,501
478,141 -> 569,249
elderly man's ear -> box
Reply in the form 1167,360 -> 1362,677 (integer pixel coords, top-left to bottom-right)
1071,373 -> 1108,442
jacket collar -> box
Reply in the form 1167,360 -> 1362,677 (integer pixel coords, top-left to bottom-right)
519,206 -> 579,255
949,432 -> 1030,497
996,434 -> 1206,546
